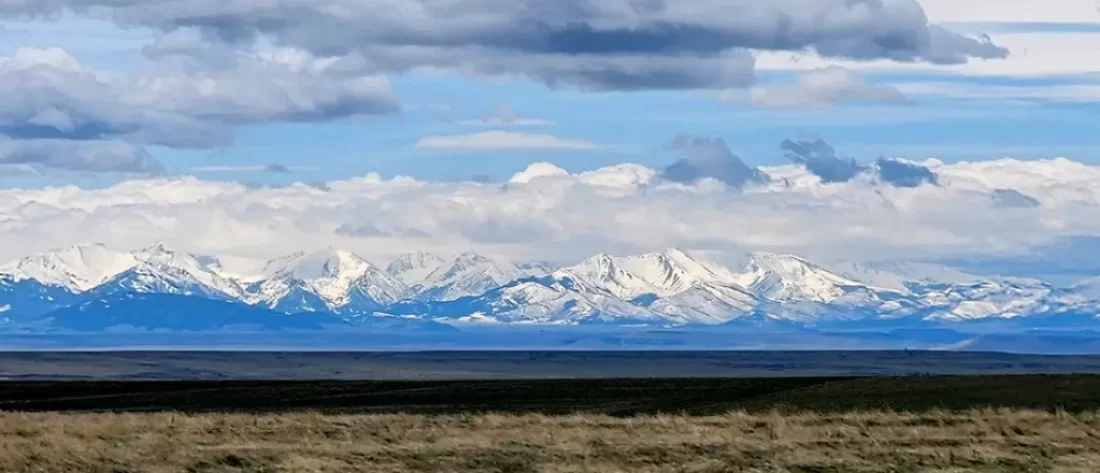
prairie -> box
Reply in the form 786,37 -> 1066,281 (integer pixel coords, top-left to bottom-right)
2,409 -> 1099,472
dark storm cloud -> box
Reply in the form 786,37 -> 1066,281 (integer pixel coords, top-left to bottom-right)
781,138 -> 867,183
662,135 -> 768,188
1,0 -> 1008,90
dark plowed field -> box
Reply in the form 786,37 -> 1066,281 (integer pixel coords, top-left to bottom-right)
4,375 -> 1100,415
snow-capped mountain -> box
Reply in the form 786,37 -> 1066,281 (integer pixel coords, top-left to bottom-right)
400,249 -> 1085,326
243,248 -> 412,314
0,275 -> 79,324
92,244 -> 245,300
0,244 -> 138,292
557,249 -> 739,299
385,252 -> 447,287
735,252 -> 887,302
1,244 -> 1097,330
412,251 -> 530,302
386,274 -> 658,325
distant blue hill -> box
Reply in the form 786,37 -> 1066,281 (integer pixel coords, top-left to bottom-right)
0,276 -> 79,323
37,293 -> 347,332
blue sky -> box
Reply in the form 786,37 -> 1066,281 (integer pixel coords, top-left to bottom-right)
3,0 -> 1100,269
1,1 -> 1099,188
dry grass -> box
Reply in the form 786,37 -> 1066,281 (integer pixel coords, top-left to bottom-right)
2,409 -> 1100,473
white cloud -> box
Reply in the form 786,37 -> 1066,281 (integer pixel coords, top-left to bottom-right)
896,81 -> 1100,103
415,131 -> 606,151
757,32 -> 1100,78
0,139 -> 162,173
0,45 -> 397,172
919,0 -> 1100,23
457,117 -> 557,127
739,66 -> 907,109
0,0 -> 1007,91
190,164 -> 318,173
3,156 -> 1100,270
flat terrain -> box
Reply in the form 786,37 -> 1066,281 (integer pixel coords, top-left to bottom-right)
4,375 -> 1100,414
3,409 -> 1099,472
5,376 -> 1100,471
5,350 -> 1100,380
6,355 -> 1100,472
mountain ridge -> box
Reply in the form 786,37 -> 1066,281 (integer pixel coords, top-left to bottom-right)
0,244 -> 1094,330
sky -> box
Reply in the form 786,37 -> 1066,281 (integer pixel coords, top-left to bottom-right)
1,0 -> 1100,278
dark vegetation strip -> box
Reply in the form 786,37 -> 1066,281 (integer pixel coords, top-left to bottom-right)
2,375 -> 1100,415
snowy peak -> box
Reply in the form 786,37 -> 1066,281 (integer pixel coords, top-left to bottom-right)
616,249 -> 741,295
94,243 -> 245,299
560,249 -> 740,299
737,252 -> 882,303
276,248 -> 373,281
386,251 -> 446,286
559,253 -> 661,299
0,244 -> 138,292
248,248 -> 411,312
417,251 -> 527,301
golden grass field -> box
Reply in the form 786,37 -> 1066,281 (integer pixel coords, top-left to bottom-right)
2,409 -> 1100,473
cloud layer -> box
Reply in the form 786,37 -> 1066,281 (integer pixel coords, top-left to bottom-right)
415,131 -> 606,151
0,0 -> 1012,173
0,45 -> 397,172
2,0 -> 1006,91
4,148 -> 1099,275
749,66 -> 908,109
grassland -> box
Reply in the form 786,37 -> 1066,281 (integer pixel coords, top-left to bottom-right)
3,409 -> 1100,472
5,376 -> 1100,472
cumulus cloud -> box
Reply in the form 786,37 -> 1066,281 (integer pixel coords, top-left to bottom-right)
748,66 -> 908,109
0,46 -> 397,172
0,139 -> 163,173
662,135 -> 768,188
415,131 -> 605,151
0,0 -> 1007,91
2,156 -> 1096,272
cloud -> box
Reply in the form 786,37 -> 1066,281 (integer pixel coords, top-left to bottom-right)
662,135 -> 767,188
415,131 -> 605,151
509,162 -> 571,184
0,0 -> 1007,91
992,188 -> 1041,208
0,139 -> 163,173
919,0 -> 1099,24
0,46 -> 397,172
779,137 -> 950,189
3,156 -> 1100,273
190,164 -> 314,174
747,67 -> 908,109
875,158 -> 939,187
896,81 -> 1100,104
757,31 -> 1096,79
457,104 -> 556,127
781,138 -> 867,183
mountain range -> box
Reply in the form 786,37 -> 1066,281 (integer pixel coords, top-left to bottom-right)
0,243 -> 1096,331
